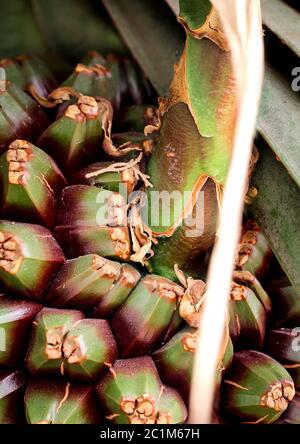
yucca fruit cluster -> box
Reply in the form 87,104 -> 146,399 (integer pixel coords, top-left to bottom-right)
0,50 -> 299,426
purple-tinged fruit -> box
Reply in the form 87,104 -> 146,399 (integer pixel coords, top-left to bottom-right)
266,328 -> 300,389
38,95 -> 103,175
96,357 -> 187,424
222,350 -> 295,424
0,295 -> 41,367
0,82 -> 48,154
111,275 -> 184,357
46,255 -> 121,310
0,221 -> 65,300
25,379 -> 102,424
236,220 -> 273,280
0,140 -> 67,227
0,369 -> 27,424
55,185 -> 131,260
25,308 -> 84,376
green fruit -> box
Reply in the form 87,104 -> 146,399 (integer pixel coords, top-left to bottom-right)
276,394 -> 300,424
25,307 -> 84,376
153,326 -> 197,402
25,379 -> 102,424
25,308 -> 117,382
0,140 -> 66,227
266,328 -> 300,389
0,55 -> 57,99
0,82 -> 48,154
111,275 -> 184,357
0,295 -> 41,367
228,280 -> 267,350
269,277 -> 300,328
236,221 -> 273,279
46,255 -> 122,310
0,369 -> 27,424
96,356 -> 187,424
38,95 -> 103,175
0,220 -> 65,300
92,262 -> 141,318
54,185 -> 131,260
73,160 -> 137,194
222,350 -> 295,424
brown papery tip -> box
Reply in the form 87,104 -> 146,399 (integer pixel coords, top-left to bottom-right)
45,327 -> 64,360
0,231 -> 23,274
63,336 -> 85,364
78,95 -> 99,118
144,277 -> 184,301
75,63 -> 111,78
108,194 -> 127,227
233,270 -> 256,286
110,228 -> 130,260
242,222 -> 259,239
156,412 -> 172,424
65,104 -> 84,121
0,58 -> 14,67
92,256 -> 119,279
7,140 -> 32,185
48,87 -> 78,102
182,332 -> 198,353
65,96 -> 98,121
236,243 -> 253,267
121,271 -> 136,286
144,107 -> 160,127
136,395 -> 155,417
260,381 -> 295,412
179,280 -> 206,328
230,283 -> 247,301
121,394 -> 164,424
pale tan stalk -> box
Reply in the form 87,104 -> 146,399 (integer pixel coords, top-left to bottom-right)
189,0 -> 264,424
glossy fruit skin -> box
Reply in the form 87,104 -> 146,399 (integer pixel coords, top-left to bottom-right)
236,221 -> 273,280
0,82 -> 48,155
153,326 -> 197,402
54,185 -> 131,261
25,307 -> 118,382
228,271 -> 272,351
0,140 -> 67,228
96,356 -> 187,424
62,318 -> 118,382
265,328 -> 300,389
45,255 -> 122,310
25,307 -> 84,377
111,275 -> 184,357
92,263 -> 141,318
0,296 -> 41,367
37,96 -> 103,176
46,254 -> 141,317
221,350 -> 295,424
0,369 -> 27,424
72,161 -> 137,194
62,54 -> 152,111
276,394 -> 300,424
0,22 -> 279,425
0,55 -> 57,99
228,283 -> 267,351
268,277 -> 300,328
0,220 -> 65,300
24,378 -> 102,424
